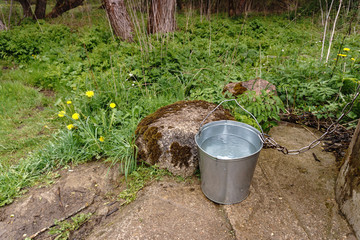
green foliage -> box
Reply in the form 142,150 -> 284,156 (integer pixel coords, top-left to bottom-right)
1,9 -> 360,207
0,22 -> 73,62
49,213 -> 92,240
118,165 -> 171,204
235,91 -> 285,132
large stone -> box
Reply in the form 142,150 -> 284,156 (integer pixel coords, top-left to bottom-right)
336,119 -> 360,239
222,78 -> 277,97
135,100 -> 234,177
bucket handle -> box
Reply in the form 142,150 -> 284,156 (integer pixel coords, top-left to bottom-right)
199,99 -> 265,142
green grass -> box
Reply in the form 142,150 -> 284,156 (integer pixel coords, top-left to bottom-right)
0,78 -> 60,166
0,6 -> 359,207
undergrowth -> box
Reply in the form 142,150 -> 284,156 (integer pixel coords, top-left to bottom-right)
0,8 -> 359,206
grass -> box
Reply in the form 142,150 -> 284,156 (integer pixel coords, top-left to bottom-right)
0,5 -> 359,207
0,75 -> 60,166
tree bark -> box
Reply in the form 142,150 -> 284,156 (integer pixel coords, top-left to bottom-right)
147,0 -> 176,34
0,19 -> 6,31
229,0 -> 246,17
104,0 -> 133,42
34,0 -> 47,19
46,0 -> 84,18
16,0 -> 34,18
228,0 -> 235,16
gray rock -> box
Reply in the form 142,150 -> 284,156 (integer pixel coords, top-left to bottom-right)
336,119 -> 360,239
223,78 -> 277,97
135,100 -> 234,177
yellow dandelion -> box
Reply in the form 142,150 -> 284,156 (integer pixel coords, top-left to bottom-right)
66,100 -> 72,104
72,113 -> 80,120
338,54 -> 346,57
351,58 -> 355,61
67,124 -> 74,130
99,136 -> 105,142
343,48 -> 350,51
58,111 -> 65,117
110,103 -> 116,108
85,91 -> 94,98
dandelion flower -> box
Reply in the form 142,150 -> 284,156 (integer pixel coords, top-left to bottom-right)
110,103 -> 116,108
85,91 -> 94,98
72,113 -> 80,120
338,54 -> 347,57
66,100 -> 72,104
67,124 -> 74,130
58,111 -> 65,117
343,48 -> 350,51
351,58 -> 355,61
99,136 -> 105,142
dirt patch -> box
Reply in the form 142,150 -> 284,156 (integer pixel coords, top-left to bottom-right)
0,161 -> 125,240
39,89 -> 56,98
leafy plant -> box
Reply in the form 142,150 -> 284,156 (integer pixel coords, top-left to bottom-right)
49,213 -> 92,240
118,165 -> 171,204
236,91 -> 285,132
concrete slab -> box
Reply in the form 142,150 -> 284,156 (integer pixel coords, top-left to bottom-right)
88,179 -> 235,240
224,122 -> 354,239
88,122 -> 355,240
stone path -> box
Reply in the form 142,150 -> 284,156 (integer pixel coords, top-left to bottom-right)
89,122 -> 355,240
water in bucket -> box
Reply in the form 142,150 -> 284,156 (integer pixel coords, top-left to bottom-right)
201,134 -> 257,159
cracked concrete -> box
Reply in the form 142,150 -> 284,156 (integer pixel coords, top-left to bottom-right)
1,122 -> 356,240
89,122 -> 355,240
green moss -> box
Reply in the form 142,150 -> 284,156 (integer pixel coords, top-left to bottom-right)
233,82 -> 248,96
142,126 -> 162,164
135,100 -> 234,165
135,100 -> 234,137
170,142 -> 192,168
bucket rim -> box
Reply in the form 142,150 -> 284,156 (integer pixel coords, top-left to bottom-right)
195,120 -> 263,161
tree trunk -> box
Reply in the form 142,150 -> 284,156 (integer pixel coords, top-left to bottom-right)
0,19 -> 6,31
147,0 -> 176,34
229,0 -> 246,17
177,0 -> 182,11
104,0 -> 133,42
228,0 -> 235,17
336,119 -> 360,239
46,0 -> 84,18
34,0 -> 47,19
16,0 -> 34,18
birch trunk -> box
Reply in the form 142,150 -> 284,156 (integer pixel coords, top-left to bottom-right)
326,0 -> 343,63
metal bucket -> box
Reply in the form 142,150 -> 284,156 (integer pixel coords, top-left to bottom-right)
195,100 -> 264,204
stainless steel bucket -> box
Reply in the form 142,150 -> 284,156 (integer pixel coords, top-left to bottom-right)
195,100 -> 264,204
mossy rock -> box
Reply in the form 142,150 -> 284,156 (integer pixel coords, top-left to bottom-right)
222,78 -> 277,97
135,100 -> 234,177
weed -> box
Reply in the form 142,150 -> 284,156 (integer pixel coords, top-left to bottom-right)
118,165 -> 171,204
48,213 -> 92,240
1,9 -> 360,207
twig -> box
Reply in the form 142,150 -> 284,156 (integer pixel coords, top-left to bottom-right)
57,187 -> 65,212
312,153 -> 321,162
302,125 -> 318,138
105,207 -> 119,218
29,196 -> 95,239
